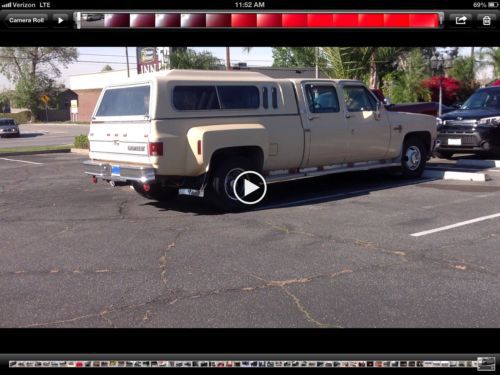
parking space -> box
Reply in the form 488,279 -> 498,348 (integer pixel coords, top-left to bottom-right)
1,153 -> 499,328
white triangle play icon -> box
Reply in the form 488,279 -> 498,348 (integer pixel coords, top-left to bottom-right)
243,179 -> 259,197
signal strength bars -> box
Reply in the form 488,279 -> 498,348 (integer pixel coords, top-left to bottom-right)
2,2 -> 13,8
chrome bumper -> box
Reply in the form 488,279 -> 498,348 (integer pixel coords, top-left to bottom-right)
83,160 -> 155,183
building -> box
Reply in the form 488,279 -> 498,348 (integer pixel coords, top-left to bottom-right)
69,66 -> 327,122
69,68 -> 139,122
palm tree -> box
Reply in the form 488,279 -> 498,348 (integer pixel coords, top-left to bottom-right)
478,47 -> 500,77
321,47 -> 373,80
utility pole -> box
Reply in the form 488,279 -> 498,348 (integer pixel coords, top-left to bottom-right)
226,47 -> 231,70
471,47 -> 475,81
125,47 -> 130,77
315,47 -> 319,79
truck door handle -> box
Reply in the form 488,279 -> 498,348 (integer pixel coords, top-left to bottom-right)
393,124 -> 403,132
308,115 -> 319,120
345,113 -> 352,119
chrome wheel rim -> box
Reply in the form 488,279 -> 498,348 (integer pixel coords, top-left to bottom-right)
224,168 -> 245,201
405,146 -> 421,171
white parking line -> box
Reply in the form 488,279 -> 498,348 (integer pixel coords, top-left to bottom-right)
258,178 -> 436,210
0,157 -> 43,165
410,213 -> 500,237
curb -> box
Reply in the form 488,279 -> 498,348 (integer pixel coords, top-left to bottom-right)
71,148 -> 89,155
456,159 -> 500,169
0,148 -> 71,157
423,169 -> 490,182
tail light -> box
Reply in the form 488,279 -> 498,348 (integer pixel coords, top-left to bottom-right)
148,142 -> 163,156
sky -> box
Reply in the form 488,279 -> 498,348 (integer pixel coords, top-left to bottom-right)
0,47 -> 493,90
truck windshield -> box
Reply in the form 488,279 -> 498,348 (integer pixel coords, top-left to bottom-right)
461,88 -> 500,110
95,85 -> 150,117
0,119 -> 15,125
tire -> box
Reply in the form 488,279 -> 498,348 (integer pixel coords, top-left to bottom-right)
207,156 -> 254,212
434,150 -> 454,159
401,136 -> 427,178
132,182 -> 178,201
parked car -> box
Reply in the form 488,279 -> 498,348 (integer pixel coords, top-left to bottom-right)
85,13 -> 104,22
371,89 -> 454,116
435,86 -> 500,158
83,70 -> 436,211
0,118 -> 20,138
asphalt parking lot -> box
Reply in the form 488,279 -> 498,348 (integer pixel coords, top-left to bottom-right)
1,153 -> 500,328
0,123 -> 89,148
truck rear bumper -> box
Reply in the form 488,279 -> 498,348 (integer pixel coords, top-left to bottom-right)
83,160 -> 156,183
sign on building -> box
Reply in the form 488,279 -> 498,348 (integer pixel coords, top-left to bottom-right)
70,100 -> 78,114
70,99 -> 78,122
136,47 -> 186,74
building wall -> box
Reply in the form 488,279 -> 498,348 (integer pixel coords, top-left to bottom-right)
73,89 -> 102,122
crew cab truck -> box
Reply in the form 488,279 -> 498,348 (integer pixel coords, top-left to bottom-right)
83,70 -> 436,211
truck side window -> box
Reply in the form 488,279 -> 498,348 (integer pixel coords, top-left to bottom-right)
343,86 -> 376,112
262,87 -> 268,109
173,86 -> 220,110
217,86 -> 260,109
271,87 -> 278,109
305,84 -> 340,113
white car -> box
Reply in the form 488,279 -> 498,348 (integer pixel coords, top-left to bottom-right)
0,118 -> 20,138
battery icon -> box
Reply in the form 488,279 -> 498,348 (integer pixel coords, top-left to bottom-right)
488,2 -> 499,7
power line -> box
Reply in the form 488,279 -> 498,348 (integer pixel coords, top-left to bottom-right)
0,56 -> 129,65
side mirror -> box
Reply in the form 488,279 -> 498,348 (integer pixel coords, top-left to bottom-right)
383,97 -> 392,106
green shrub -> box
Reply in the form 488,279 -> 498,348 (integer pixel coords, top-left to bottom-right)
0,111 -> 32,124
74,134 -> 89,149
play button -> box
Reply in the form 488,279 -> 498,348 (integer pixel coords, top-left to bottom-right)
244,179 -> 260,196
52,13 -> 70,28
233,171 -> 267,205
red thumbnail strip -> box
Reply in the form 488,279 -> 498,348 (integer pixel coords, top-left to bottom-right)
409,13 -> 439,28
232,13 -> 257,27
147,12 -> 440,29
282,14 -> 308,27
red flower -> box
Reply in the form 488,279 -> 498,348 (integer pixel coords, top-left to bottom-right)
422,76 -> 461,105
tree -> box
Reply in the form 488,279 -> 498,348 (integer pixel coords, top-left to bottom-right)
170,49 -> 222,70
272,47 -> 411,88
101,64 -> 113,72
449,56 -> 480,103
272,47 -> 322,68
478,47 -> 500,78
320,47 -> 371,80
383,49 -> 431,103
366,47 -> 412,88
0,47 -> 78,119
422,76 -> 461,105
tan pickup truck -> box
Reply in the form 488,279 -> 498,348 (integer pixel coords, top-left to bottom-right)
84,69 -> 436,211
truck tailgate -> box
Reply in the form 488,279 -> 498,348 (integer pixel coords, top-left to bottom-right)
88,121 -> 151,164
